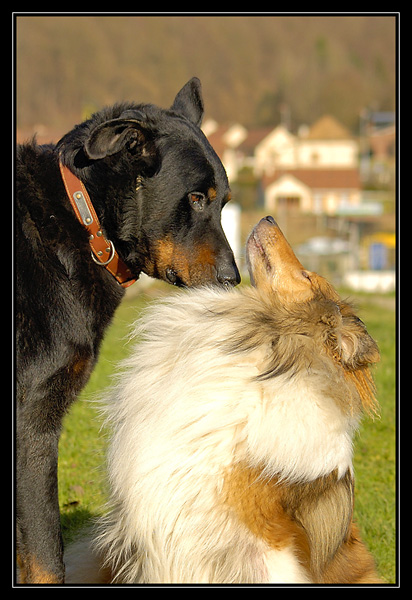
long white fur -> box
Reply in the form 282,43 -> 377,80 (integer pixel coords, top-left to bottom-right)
84,286 -> 360,584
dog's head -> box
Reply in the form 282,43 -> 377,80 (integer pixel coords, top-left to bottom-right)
246,216 -> 342,303
57,78 -> 240,288
246,217 -> 380,410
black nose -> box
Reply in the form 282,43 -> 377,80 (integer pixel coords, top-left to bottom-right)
265,215 -> 277,225
217,260 -> 241,288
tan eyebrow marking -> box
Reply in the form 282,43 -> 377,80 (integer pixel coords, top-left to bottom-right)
208,187 -> 217,201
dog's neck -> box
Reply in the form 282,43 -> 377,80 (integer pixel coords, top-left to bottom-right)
59,161 -> 137,288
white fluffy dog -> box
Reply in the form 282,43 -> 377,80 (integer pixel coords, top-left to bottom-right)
66,217 -> 382,584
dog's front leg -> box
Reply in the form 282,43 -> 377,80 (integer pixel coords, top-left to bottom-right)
16,414 -> 64,584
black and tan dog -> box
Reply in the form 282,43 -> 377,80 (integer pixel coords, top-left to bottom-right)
15,78 -> 240,584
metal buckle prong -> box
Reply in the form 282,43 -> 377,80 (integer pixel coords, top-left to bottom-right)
91,240 -> 116,266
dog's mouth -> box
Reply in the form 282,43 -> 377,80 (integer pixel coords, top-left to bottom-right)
144,236 -> 239,289
247,228 -> 273,275
146,233 -> 239,289
246,216 -> 284,278
246,216 -> 314,301
164,265 -> 238,289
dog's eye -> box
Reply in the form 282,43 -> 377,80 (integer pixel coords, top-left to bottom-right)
188,192 -> 205,212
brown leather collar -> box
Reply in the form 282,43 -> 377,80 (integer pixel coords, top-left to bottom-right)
59,161 -> 137,288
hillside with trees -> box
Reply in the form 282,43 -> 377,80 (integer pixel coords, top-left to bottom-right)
16,15 -> 396,134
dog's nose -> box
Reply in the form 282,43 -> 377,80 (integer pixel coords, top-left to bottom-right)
217,260 -> 241,288
265,215 -> 277,225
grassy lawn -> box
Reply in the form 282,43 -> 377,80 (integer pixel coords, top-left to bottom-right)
58,285 -> 397,584
348,292 -> 397,584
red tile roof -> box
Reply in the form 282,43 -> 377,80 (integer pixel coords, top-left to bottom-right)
264,168 -> 361,190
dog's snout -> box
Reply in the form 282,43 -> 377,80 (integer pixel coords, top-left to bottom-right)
217,260 -> 241,288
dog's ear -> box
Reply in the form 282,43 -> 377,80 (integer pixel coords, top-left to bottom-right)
339,315 -> 380,370
84,118 -> 151,160
170,77 -> 204,127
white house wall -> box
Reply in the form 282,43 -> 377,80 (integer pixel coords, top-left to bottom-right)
297,140 -> 358,168
264,175 -> 361,215
255,126 -> 297,175
222,148 -> 239,182
254,126 -> 358,176
265,175 -> 312,212
223,124 -> 248,148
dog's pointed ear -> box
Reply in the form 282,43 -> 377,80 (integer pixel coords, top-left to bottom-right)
170,77 -> 204,127
84,118 -> 150,160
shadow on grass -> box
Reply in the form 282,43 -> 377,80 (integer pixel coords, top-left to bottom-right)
61,505 -> 98,545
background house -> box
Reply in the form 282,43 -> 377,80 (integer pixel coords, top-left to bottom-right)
203,113 -> 394,291
205,114 -> 363,217
205,121 -> 247,182
256,115 -> 361,216
263,168 -> 361,216
254,116 -> 358,175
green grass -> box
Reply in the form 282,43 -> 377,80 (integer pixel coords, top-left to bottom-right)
58,286 -> 397,583
349,293 -> 397,584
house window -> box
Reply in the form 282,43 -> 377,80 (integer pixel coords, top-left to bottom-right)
311,151 -> 320,164
277,196 -> 300,211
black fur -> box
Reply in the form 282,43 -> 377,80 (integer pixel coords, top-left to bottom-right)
15,78 -> 240,583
